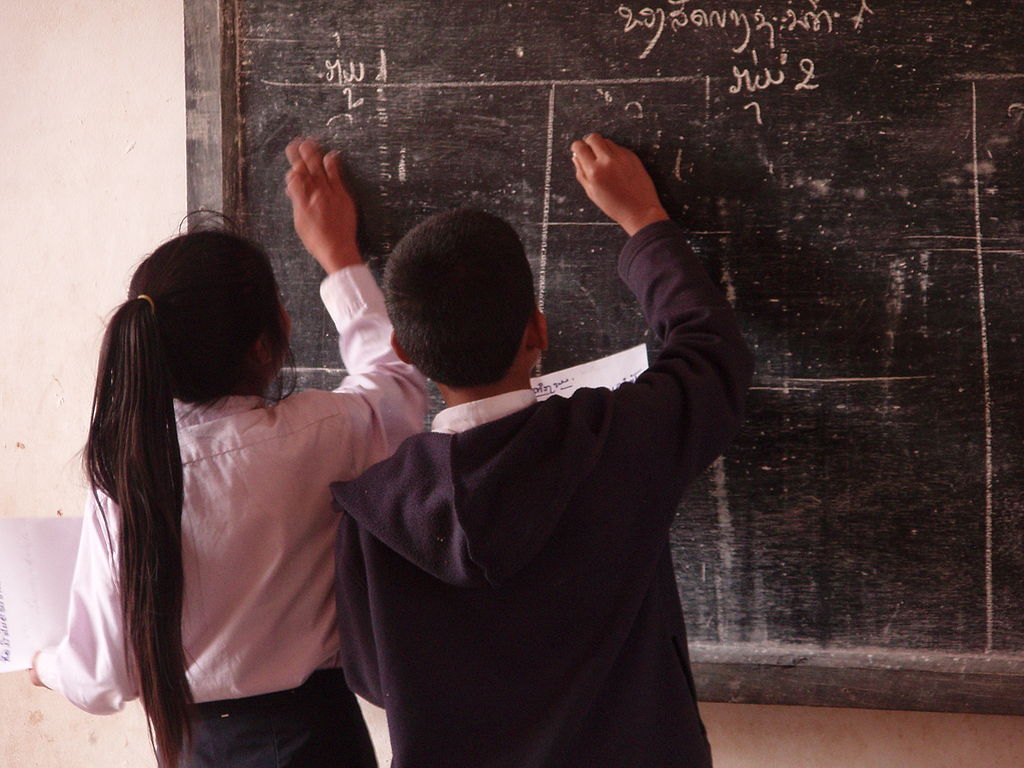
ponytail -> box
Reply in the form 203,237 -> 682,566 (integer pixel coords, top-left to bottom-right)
82,228 -> 291,766
85,295 -> 192,767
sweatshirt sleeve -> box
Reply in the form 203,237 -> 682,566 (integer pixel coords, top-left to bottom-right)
614,220 -> 754,484
35,493 -> 138,715
320,265 -> 428,455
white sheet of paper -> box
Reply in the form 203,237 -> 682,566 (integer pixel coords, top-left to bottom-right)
0,517 -> 82,672
530,343 -> 649,402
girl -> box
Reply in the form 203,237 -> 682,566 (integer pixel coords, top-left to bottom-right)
30,140 -> 426,767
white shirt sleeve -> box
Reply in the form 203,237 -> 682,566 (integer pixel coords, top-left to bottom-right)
34,493 -> 138,715
320,265 -> 428,455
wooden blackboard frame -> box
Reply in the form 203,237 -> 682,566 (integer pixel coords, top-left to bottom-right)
183,0 -> 1024,717
184,0 -> 241,220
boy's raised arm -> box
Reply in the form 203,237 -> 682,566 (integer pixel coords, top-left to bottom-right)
571,132 -> 669,236
572,132 -> 754,485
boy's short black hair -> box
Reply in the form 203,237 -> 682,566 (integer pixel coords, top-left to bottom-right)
384,208 -> 536,388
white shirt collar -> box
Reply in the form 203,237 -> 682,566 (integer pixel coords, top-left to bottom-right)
431,389 -> 537,434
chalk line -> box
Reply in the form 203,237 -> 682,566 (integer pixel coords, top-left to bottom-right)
711,457 -> 737,643
538,84 -> 556,319
901,235 -> 1017,242
260,75 -> 704,89
956,72 -> 1024,81
294,366 -> 345,375
752,376 -> 930,388
240,37 -> 308,44
705,75 -> 712,124
918,249 -> 1024,256
544,221 -> 619,227
971,82 -> 995,654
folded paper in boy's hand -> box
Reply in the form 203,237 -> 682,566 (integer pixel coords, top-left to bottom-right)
530,344 -> 648,402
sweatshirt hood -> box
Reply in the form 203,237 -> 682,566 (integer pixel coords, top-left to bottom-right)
331,389 -> 612,588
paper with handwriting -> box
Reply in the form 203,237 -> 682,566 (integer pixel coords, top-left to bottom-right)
530,343 -> 649,402
0,517 -> 82,672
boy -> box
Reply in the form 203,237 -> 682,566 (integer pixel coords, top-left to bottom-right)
331,133 -> 754,767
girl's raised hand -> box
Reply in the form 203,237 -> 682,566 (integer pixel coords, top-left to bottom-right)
285,138 -> 362,273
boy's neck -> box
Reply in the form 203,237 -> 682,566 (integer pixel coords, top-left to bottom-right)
437,372 -> 533,409
433,315 -> 547,409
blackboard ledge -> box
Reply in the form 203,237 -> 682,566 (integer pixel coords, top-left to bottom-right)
692,642 -> 1024,716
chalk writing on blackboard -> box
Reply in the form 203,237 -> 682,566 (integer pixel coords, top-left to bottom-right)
616,0 -> 874,122
261,2 -> 879,129
323,49 -> 388,125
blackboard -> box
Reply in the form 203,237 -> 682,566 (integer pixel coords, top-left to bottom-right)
185,0 -> 1024,715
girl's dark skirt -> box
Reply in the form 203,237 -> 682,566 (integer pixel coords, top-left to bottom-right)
183,668 -> 378,768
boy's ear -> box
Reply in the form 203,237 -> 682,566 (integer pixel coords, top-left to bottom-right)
391,331 -> 414,364
525,308 -> 548,352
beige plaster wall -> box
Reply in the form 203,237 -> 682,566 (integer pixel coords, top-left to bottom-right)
0,2 -> 1020,766
1,1 -> 185,765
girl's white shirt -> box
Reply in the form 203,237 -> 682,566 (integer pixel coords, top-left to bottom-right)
34,265 -> 427,713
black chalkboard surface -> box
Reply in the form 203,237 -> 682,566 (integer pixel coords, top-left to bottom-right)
185,0 -> 1024,714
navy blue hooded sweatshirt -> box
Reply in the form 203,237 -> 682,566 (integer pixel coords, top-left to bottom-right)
331,220 -> 754,767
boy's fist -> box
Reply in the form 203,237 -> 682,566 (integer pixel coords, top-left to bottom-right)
570,133 -> 669,236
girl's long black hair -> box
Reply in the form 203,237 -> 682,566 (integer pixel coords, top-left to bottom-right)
85,229 -> 291,767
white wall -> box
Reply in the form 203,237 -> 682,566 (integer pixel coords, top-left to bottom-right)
0,1 -> 185,765
0,2 -> 1021,766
